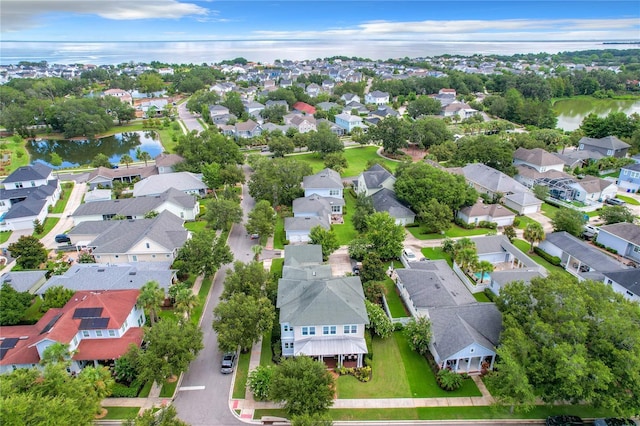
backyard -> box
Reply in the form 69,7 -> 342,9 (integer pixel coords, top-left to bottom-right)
407,223 -> 492,240
287,145 -> 398,177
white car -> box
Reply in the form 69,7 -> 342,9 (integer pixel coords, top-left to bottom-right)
402,248 -> 417,262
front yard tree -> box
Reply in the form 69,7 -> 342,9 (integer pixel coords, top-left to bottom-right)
221,261 -> 271,300
270,356 -> 335,416
366,116 -> 408,155
41,285 -> 74,310
494,274 -> 640,415
365,212 -> 405,260
309,226 -> 339,261
360,252 -> 386,283
407,96 -> 442,118
268,134 -> 295,158
551,207 -> 586,237
418,198 -> 452,234
347,237 -> 372,261
249,157 -> 312,206
176,230 -> 233,276
0,282 -> 32,325
323,152 -> 348,174
351,193 -> 375,233
138,320 -> 204,384
523,222 -> 545,252
600,205 -> 636,225
8,235 -> 47,269
173,287 -> 198,322
137,280 -> 165,325
212,293 -> 275,352
307,123 -> 343,157
404,316 -> 433,356
364,300 -> 393,338
205,198 -> 243,231
246,200 -> 277,243
125,406 -> 188,426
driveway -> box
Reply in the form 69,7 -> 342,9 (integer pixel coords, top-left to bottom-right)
178,102 -> 205,134
329,246 -> 353,276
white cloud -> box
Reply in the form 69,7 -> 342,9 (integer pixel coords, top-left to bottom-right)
1,0 -> 208,32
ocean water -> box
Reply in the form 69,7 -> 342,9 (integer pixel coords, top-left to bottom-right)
0,40 -> 632,65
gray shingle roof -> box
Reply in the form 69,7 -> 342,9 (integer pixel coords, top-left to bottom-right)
72,188 -> 195,218
513,147 -> 564,167
133,172 -> 206,197
303,168 -> 343,190
0,179 -> 58,202
293,194 -> 343,217
283,245 -> 323,267
284,216 -> 330,233
361,164 -> 394,190
579,136 -> 630,150
4,198 -> 47,219
598,222 -> 640,246
2,163 -> 52,184
461,163 -> 528,194
0,270 -> 47,294
603,269 -> 640,295
370,188 -> 415,219
154,153 -> 184,167
543,231 -> 625,272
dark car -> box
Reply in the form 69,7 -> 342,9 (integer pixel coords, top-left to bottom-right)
605,197 -> 626,206
593,419 -> 637,426
55,234 -> 71,244
220,352 -> 236,374
546,415 -> 584,426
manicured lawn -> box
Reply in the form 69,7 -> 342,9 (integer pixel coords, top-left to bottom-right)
332,190 -> 358,245
0,136 -> 31,176
156,127 -> 180,153
159,379 -> 178,398
33,217 -> 60,239
273,215 -> 286,249
287,146 -> 398,177
512,239 -> 571,276
232,350 -> 251,399
616,194 -> 640,205
270,257 -> 284,278
421,247 -> 452,266
22,296 -> 44,323
514,215 -> 538,230
540,202 -> 560,218
407,223 -> 491,240
0,231 -> 11,244
184,220 -> 207,233
337,332 -> 480,399
191,275 -> 213,325
260,329 -> 275,366
473,292 -> 492,303
382,278 -> 408,318
51,182 -> 74,214
102,407 -> 140,420
138,381 -> 152,397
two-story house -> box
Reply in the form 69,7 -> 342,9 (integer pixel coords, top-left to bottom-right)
154,153 -> 185,174
0,163 -> 61,231
133,172 -> 207,197
513,147 -> 565,173
578,136 -> 630,158
0,289 -> 145,374
364,90 -> 390,105
617,162 -> 640,192
334,112 -> 364,133
303,168 -> 343,199
341,93 -> 361,104
356,164 -> 396,196
277,245 -> 369,367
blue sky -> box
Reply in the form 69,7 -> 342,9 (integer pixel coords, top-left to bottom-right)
2,1 -> 639,42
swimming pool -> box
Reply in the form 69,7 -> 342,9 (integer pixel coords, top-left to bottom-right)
474,272 -> 491,282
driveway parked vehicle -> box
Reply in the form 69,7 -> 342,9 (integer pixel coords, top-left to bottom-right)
55,234 -> 71,244
220,352 -> 236,374
605,198 -> 626,206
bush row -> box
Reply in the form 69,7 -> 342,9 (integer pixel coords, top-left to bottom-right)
533,247 -> 562,266
593,241 -> 618,254
335,366 -> 372,382
111,381 -> 142,398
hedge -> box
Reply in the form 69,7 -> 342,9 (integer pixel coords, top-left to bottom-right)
533,247 -> 562,266
110,382 -> 142,398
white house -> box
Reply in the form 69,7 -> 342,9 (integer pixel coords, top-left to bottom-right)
456,200 -> 515,227
365,90 -> 390,105
356,164 -> 396,197
303,168 -> 343,199
513,147 -> 565,173
334,112 -> 364,133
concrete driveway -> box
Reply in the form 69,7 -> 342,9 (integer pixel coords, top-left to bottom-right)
329,247 -> 353,276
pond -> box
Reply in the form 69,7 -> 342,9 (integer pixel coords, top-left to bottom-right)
26,131 -> 164,169
554,98 -> 640,131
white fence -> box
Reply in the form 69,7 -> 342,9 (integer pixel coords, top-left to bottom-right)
452,262 -> 490,294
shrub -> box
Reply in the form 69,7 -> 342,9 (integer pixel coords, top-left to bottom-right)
477,221 -> 497,230
436,369 -> 463,391
533,247 -> 561,266
364,330 -> 373,360
393,322 -> 404,331
271,341 -> 282,364
483,288 -> 497,302
247,365 -> 274,400
512,217 -> 521,227
110,382 -> 141,398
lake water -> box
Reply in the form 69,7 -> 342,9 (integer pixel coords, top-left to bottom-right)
0,40 -> 632,66
26,131 -> 163,169
554,98 -> 640,131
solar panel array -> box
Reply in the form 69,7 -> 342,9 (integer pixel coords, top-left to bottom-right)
0,338 -> 20,360
73,307 -> 104,319
40,313 -> 63,334
79,317 -> 110,330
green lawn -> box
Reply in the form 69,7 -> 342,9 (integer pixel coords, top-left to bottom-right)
407,223 -> 492,240
184,220 -> 207,233
0,136 -> 31,177
51,182 -> 74,214
0,231 -> 11,244
33,217 -> 60,239
191,275 -> 213,326
421,247 -> 452,266
473,292 -> 492,303
156,127 -> 180,153
138,381 -> 152,397
540,202 -> 560,218
232,351 -> 251,399
260,329 -> 275,367
514,215 -> 539,230
382,278 -> 408,318
337,332 -> 480,399
616,194 -> 640,205
22,296 -> 44,323
159,379 -> 178,398
287,146 -> 398,177
102,407 -> 140,420
512,239 -> 571,276
273,215 -> 286,249
270,257 -> 284,278
332,190 -> 358,245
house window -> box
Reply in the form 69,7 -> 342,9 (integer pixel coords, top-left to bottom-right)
301,326 -> 315,336
607,149 -> 613,156
329,189 -> 340,196
470,348 -> 475,353
332,205 -> 341,213
72,337 -> 78,346
607,279 -> 613,285
632,172 -> 640,179
15,182 -> 23,188
627,291 -> 634,297
146,243 -> 150,249
30,181 -> 35,187
82,331 -> 90,337
634,246 -> 640,253
624,170 -> 629,175
96,330 -> 102,337
344,325 -> 357,334
108,330 -> 116,337
323,326 -> 336,335
579,144 -> 584,150
283,324 -> 292,332
132,255 -> 138,262
284,342 -> 293,349
114,255 -> 119,259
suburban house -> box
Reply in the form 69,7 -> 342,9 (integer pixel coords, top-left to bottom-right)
456,200 -> 515,227
539,231 -> 627,279
84,189 -> 112,203
596,223 -> 640,266
234,120 -> 263,139
370,105 -> 400,120
0,270 -> 48,294
502,191 -> 543,215
513,147 -> 565,173
209,105 -> 236,125
370,188 -> 415,225
284,216 -> 331,243
292,102 -> 316,115
277,245 -> 369,368
36,262 -> 176,295
87,165 -> 158,190
68,211 -> 190,264
600,269 -> 640,302
0,163 -> 61,231
303,168 -> 343,199
316,119 -> 345,136
0,289 -> 145,374
334,112 -> 365,133
364,90 -> 390,105
132,172 -> 207,197
568,175 -> 618,203
293,193 -> 344,218
356,164 -> 396,197
244,101 -> 265,116
617,162 -> 640,193
341,93 -> 360,104
578,136 -> 630,158
441,101 -> 478,119
154,153 -> 184,174
286,115 -> 317,133
395,260 -> 501,373
102,88 -> 132,105
71,187 -> 199,225
345,100 -> 369,115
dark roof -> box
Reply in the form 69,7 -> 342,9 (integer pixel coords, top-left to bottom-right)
2,162 -> 52,184
598,222 -> 640,246
579,136 -> 630,150
361,164 -> 394,190
0,179 -> 59,202
603,269 -> 640,295
4,198 -> 47,219
621,163 -> 640,172
543,231 -> 625,272
370,188 -> 415,219
283,245 -> 323,267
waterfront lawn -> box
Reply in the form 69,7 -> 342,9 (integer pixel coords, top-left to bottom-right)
0,137 -> 31,176
288,146 -> 397,177
232,351 -> 251,399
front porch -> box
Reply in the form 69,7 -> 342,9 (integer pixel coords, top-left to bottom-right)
321,355 -> 359,369
440,355 -> 495,375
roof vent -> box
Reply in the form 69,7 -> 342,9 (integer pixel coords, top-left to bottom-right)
129,272 -> 136,276
97,269 -> 105,272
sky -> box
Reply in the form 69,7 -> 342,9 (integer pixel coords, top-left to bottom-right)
1,0 -> 639,43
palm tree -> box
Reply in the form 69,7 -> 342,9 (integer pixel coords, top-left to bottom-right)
78,366 -> 115,414
136,148 -> 152,166
174,288 -> 198,322
455,247 -> 478,273
137,280 -> 165,325
120,154 -> 133,169
251,244 -> 263,261
523,222 -> 545,253
475,260 -> 494,283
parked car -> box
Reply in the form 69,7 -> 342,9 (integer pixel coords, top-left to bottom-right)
220,352 -> 236,374
55,234 -> 71,244
593,419 -> 637,426
605,197 -> 626,206
582,224 -> 599,239
350,258 -> 361,275
545,415 -> 584,426
250,233 -> 259,240
402,248 -> 416,262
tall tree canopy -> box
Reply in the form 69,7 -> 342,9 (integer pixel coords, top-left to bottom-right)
248,158 -> 312,206
174,129 -> 243,172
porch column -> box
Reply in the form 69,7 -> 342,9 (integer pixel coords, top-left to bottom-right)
357,354 -> 362,368
466,357 -> 471,372
489,355 -> 495,370
338,354 -> 343,366
455,359 -> 460,371
93,360 -> 99,367
478,357 -> 483,370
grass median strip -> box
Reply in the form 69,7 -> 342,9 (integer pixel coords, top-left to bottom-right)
232,351 -> 251,399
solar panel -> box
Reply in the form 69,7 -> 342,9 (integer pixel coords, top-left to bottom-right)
40,313 -> 63,334
73,307 -> 103,319
0,348 -> 9,361
79,317 -> 110,330
0,338 -> 19,349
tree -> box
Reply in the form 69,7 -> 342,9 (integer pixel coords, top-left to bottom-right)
268,135 -> 295,157
49,152 -> 63,168
174,129 -> 243,172
270,356 -> 335,416
307,123 -> 343,157
249,158 -> 312,206
523,222 -> 545,252
363,281 -> 386,303
408,117 -> 453,150
201,162 -> 223,192
120,154 -> 133,168
221,261 -> 271,300
494,274 -> 640,415
453,135 -> 516,175
309,226 -> 339,261
262,105 -> 288,123
407,96 -> 442,118
404,316 -> 433,356
125,406 -> 189,426
323,152 -> 348,173
32,218 -> 44,235
91,153 -> 112,168
213,293 -> 275,352
41,285 -> 74,310
599,205 -> 636,225
532,184 -> 550,200
246,200 -> 276,243
503,225 -> 517,242
351,193 -> 375,233
455,247 -> 478,273
475,260 -> 494,284
135,148 -> 152,166
247,365 -> 274,401
365,212 -> 405,260
348,237 -> 372,261
78,365 -> 115,414
365,300 -> 393,338
137,281 -> 165,325
176,230 -> 233,276
114,344 -> 142,385
173,287 -> 198,321
137,320 -> 203,384
8,235 -> 47,269
360,252 -> 387,283
0,283 -> 32,325
418,198 -> 452,233
204,198 -> 243,231
366,116 -> 408,154
222,91 -> 245,117
551,208 -> 586,237
137,71 -> 164,94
